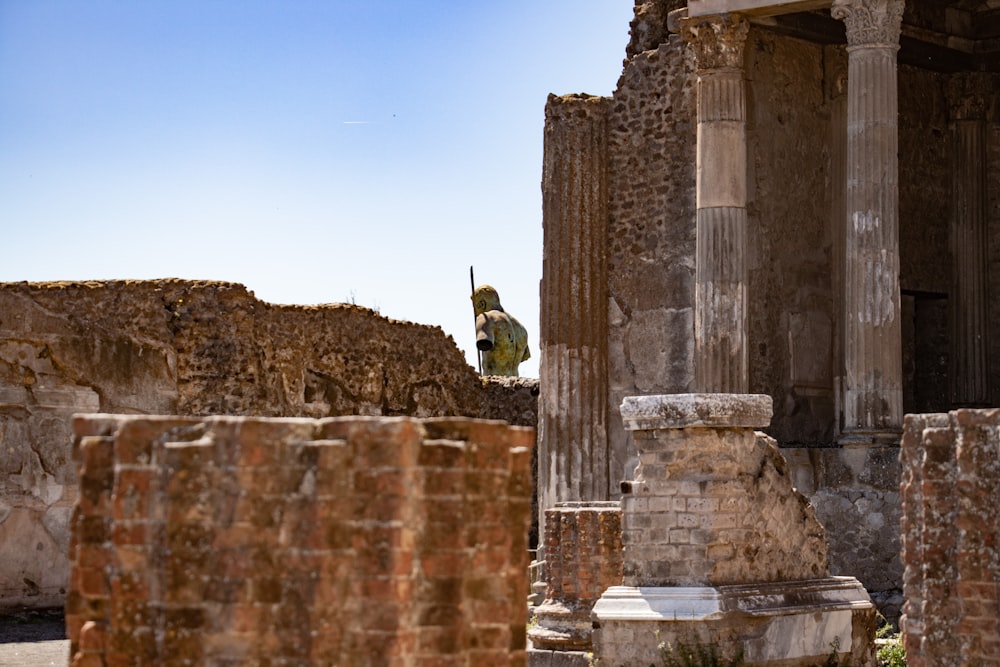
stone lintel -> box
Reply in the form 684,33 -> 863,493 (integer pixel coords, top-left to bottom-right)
592,577 -> 872,621
687,0 -> 832,19
838,429 -> 902,447
620,393 -> 773,431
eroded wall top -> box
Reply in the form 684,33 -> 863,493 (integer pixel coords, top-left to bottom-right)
0,278 -> 533,608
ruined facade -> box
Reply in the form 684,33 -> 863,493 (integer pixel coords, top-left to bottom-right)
0,279 -> 538,609
901,408 -> 1000,666
538,0 -> 1000,623
67,414 -> 534,667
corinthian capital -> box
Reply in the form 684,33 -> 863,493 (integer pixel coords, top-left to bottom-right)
831,0 -> 904,48
681,14 -> 750,71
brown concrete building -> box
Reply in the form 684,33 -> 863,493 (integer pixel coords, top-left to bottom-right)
539,0 -> 999,625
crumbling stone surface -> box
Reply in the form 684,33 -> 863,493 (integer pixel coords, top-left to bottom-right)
901,409 -> 1000,665
477,376 -> 539,427
67,414 -> 534,667
0,279 -> 536,609
623,428 -> 827,586
625,0 -> 686,58
607,34 -> 697,489
528,502 -> 623,656
784,445 -> 904,624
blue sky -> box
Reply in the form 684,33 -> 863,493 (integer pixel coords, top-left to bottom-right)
0,1 -> 633,378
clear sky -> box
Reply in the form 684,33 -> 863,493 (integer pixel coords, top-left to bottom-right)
0,1 -> 634,378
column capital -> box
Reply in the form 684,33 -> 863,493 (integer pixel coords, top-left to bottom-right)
945,72 -> 992,122
831,0 -> 904,49
681,13 -> 750,71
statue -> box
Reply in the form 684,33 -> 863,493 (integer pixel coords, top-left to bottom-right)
471,285 -> 530,377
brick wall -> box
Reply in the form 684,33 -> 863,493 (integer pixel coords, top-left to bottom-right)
0,279 -> 538,609
901,409 -> 1000,665
67,414 -> 534,667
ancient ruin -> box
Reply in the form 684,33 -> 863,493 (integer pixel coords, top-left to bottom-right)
901,408 -> 1000,666
2,0 -> 1000,664
537,2 -> 1000,651
592,394 -> 875,666
67,414 -> 533,666
0,279 -> 537,610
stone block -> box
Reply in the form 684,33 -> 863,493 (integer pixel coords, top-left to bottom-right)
592,579 -> 876,666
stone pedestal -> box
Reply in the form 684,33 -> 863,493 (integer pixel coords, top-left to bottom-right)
591,394 -> 876,666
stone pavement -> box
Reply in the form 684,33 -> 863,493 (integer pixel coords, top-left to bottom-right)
0,640 -> 69,667
0,608 -> 67,667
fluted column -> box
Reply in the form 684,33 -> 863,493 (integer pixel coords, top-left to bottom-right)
832,0 -> 904,443
946,74 -> 991,407
682,14 -> 750,394
539,94 -> 611,530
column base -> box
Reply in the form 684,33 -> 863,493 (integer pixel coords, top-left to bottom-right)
528,600 -> 594,651
592,577 -> 876,666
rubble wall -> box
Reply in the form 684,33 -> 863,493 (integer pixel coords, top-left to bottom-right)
901,409 -> 1000,665
606,33 -> 698,490
67,414 -> 533,667
784,446 -> 904,623
605,26 -> 839,476
0,279 -> 537,608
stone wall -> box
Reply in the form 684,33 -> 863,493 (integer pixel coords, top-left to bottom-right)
0,279 -> 538,609
68,414 -> 534,667
606,32 -> 697,489
746,30 -> 836,446
785,446 -> 904,623
900,409 -> 1000,665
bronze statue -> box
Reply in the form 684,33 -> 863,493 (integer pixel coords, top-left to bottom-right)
471,285 -> 530,377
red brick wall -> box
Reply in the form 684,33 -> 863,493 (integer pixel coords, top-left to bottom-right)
901,409 -> 1000,665
542,503 -> 623,605
67,414 -> 534,667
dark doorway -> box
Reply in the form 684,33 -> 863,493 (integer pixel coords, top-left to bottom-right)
902,290 -> 950,415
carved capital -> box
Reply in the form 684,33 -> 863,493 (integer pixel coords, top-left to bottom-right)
681,14 -> 749,72
946,73 -> 991,121
831,0 -> 904,49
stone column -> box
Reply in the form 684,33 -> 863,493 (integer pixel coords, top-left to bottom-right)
539,94 -> 612,523
831,0 -> 905,443
946,74 -> 992,407
682,14 -> 751,394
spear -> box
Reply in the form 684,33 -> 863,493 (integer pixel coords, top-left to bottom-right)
470,265 -> 482,374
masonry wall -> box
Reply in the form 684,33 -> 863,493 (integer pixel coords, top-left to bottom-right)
785,446 -> 904,622
900,409 -> 1000,666
0,279 -> 538,609
68,414 -> 534,667
606,31 -> 697,490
